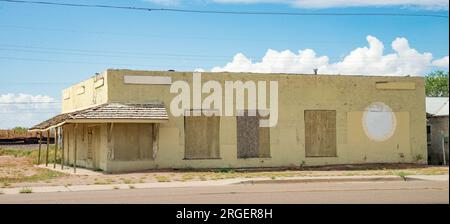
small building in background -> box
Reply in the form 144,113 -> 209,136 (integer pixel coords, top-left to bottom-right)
426,97 -> 449,165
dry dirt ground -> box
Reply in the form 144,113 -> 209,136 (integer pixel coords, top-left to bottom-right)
0,146 -> 449,189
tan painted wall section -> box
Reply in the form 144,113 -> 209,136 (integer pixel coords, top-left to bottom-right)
62,72 -> 108,113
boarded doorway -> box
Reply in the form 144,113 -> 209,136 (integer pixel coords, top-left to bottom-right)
305,110 -> 337,157
87,126 -> 100,167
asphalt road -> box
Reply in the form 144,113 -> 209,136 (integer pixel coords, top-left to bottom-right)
0,180 -> 448,204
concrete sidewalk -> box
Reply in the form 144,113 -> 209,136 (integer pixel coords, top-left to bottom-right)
0,175 -> 448,195
34,164 -> 104,176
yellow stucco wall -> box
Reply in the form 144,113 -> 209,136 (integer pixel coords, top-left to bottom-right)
61,69 -> 427,172
62,71 -> 108,113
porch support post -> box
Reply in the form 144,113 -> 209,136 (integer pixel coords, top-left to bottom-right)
442,131 -> 447,166
152,124 -> 159,160
74,124 -> 78,173
61,126 -> 64,170
37,131 -> 42,165
67,126 -> 70,167
54,127 -> 58,168
107,123 -> 114,160
45,130 -> 50,167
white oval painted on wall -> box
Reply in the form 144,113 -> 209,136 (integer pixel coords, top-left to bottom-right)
362,102 -> 397,141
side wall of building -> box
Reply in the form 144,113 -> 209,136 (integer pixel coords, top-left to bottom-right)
98,70 -> 427,172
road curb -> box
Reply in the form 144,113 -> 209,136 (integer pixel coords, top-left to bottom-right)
237,176 -> 404,184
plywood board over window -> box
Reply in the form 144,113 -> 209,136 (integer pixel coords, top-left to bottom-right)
184,113 -> 220,159
305,110 -> 337,157
237,111 -> 270,159
113,124 -> 154,160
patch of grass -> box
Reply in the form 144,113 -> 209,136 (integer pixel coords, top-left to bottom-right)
94,181 -> 110,185
113,186 -> 119,190
2,182 -> 11,187
0,148 -> 35,158
345,172 -> 357,176
396,171 -> 410,181
0,190 -> 3,195
270,176 -> 276,180
300,160 -> 306,169
129,185 -> 135,189
64,183 -> 72,187
0,147 -> 61,164
19,187 -> 32,194
416,167 -> 449,175
181,174 -> 194,181
122,179 -> 135,184
199,176 -> 207,181
415,154 -> 424,162
105,178 -> 114,184
0,168 -> 66,184
155,176 -> 171,182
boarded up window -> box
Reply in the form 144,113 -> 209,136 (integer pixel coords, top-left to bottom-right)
113,124 -> 154,160
237,111 -> 270,158
305,110 -> 337,157
184,114 -> 220,159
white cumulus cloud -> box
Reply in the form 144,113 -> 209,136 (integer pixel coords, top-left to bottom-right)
0,93 -> 60,129
433,56 -> 449,68
0,93 -> 55,104
211,35 -> 449,76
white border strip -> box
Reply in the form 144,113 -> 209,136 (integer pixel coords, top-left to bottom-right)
124,75 -> 172,85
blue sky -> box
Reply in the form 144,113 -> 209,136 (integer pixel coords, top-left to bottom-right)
0,0 -> 448,128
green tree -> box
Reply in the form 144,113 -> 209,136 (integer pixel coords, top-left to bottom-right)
425,70 -> 449,97
12,126 -> 28,133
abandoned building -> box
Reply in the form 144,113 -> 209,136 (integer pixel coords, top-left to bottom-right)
426,97 -> 449,165
30,69 -> 427,173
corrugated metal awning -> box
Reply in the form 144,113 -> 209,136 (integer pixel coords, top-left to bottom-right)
426,97 -> 449,117
29,103 -> 169,131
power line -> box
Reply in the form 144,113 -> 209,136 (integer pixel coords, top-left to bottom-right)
0,56 -> 198,68
0,0 -> 448,18
1,45 -> 448,62
1,47 -> 447,62
0,44 -> 229,59
1,25 -> 448,46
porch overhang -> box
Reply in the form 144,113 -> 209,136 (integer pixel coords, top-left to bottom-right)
29,103 -> 169,131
